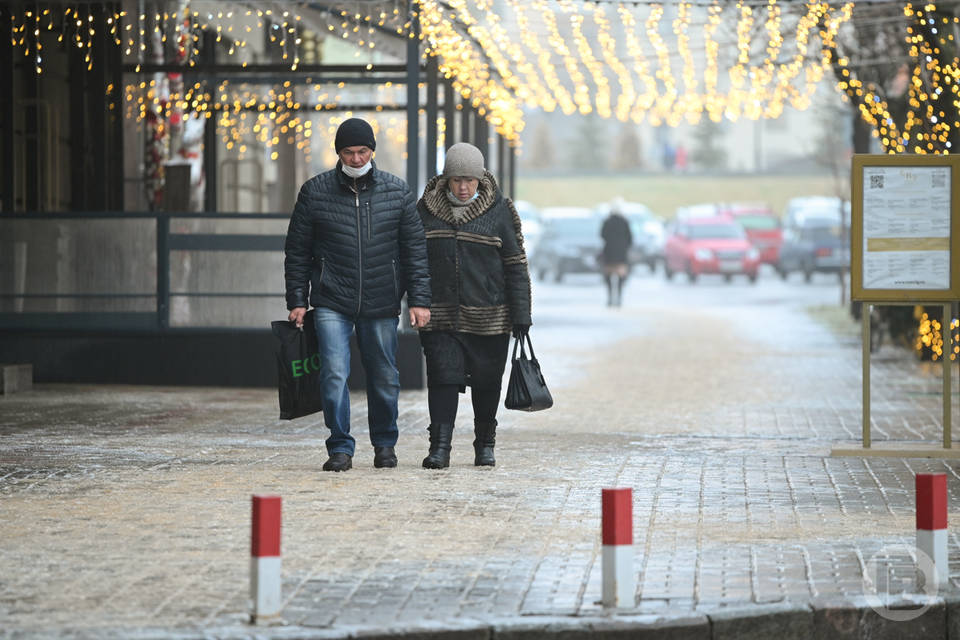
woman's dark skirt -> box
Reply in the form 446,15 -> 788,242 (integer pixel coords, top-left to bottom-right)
419,331 -> 510,391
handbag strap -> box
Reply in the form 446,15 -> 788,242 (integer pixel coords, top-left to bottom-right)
512,334 -> 529,361
522,332 -> 538,361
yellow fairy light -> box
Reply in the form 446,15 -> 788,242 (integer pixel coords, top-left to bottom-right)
674,2 -> 701,125
507,0 -> 575,114
646,5 -> 677,127
594,3 -> 634,123
617,4 -> 655,124
566,2 -> 610,118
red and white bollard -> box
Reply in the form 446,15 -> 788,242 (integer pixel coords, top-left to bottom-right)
251,494 -> 282,622
916,473 -> 948,584
601,487 -> 634,608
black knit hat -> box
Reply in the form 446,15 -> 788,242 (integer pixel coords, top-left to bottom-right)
335,118 -> 376,152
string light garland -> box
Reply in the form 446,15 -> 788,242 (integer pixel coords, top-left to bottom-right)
915,309 -> 960,361
508,0 -> 577,114
617,4 -> 656,122
701,1 -> 723,122
593,3 -> 634,122
7,1 -> 953,158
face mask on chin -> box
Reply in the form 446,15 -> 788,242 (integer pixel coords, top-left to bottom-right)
447,189 -> 479,205
342,160 -> 372,178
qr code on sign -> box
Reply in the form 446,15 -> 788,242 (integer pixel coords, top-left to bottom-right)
933,172 -> 946,188
870,174 -> 884,189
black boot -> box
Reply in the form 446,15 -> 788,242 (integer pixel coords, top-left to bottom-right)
473,419 -> 497,466
422,423 -> 453,469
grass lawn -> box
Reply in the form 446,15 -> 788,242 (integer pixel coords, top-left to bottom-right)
806,303 -> 860,343
515,173 -> 844,219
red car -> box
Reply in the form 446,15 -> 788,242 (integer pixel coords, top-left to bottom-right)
720,203 -> 783,265
663,216 -> 761,283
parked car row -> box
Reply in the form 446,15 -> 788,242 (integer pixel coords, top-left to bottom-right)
664,197 -> 851,284
521,195 -> 851,285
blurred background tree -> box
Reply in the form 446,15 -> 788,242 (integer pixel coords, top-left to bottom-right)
612,122 -> 644,171
567,115 -> 608,171
526,121 -> 557,170
690,118 -> 728,171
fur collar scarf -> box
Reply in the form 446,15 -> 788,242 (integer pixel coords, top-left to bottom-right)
420,171 -> 499,226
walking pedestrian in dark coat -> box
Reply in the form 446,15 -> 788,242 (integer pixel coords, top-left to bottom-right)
417,143 -> 532,468
600,207 -> 633,307
284,118 -> 432,472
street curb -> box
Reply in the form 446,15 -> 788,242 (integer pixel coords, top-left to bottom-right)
23,596 -> 960,640
948,596 -> 960,638
705,602 -> 813,640
489,614 -> 709,639
811,595 -> 947,639
222,595 -> 960,639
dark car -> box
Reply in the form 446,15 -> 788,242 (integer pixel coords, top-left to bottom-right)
529,207 -> 601,282
777,223 -> 850,281
777,199 -> 851,281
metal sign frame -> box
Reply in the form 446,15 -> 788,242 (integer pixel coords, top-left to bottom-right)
851,154 -> 960,302
836,154 -> 960,458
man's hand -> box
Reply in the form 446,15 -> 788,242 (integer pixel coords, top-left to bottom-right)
409,306 -> 431,328
288,307 -> 307,328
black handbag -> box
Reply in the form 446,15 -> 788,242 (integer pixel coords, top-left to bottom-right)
504,333 -> 553,412
271,310 -> 324,420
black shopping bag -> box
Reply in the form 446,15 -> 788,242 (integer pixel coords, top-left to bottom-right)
271,310 -> 323,420
504,333 -> 553,412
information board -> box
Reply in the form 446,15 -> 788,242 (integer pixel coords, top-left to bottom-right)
851,155 -> 960,302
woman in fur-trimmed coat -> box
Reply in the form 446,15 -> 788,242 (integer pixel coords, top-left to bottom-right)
417,142 -> 532,469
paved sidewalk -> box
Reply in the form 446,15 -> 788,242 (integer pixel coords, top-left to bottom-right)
2,283 -> 960,638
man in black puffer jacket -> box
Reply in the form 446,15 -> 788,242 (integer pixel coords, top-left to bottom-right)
284,118 -> 431,472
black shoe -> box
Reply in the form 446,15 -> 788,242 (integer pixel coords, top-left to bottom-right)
422,423 -> 453,469
322,452 -> 352,472
373,446 -> 397,468
473,419 -> 497,467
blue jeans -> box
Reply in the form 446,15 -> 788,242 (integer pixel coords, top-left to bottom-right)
313,307 -> 400,456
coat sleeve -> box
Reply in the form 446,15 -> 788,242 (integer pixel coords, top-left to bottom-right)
284,181 -> 315,310
500,199 -> 532,326
398,186 -> 432,309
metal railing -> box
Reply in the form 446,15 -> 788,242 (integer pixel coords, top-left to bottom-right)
0,211 -> 289,331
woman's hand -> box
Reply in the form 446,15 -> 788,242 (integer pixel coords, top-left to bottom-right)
409,306 -> 431,328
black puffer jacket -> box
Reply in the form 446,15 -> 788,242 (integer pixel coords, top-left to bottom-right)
418,171 -> 531,335
284,162 -> 431,318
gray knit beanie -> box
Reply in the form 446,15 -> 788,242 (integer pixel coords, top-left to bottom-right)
443,143 -> 485,179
